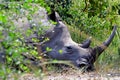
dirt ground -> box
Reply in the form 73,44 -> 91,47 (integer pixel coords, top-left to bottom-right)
14,68 -> 120,80
19,72 -> 120,80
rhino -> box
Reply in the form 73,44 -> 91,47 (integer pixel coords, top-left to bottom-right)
0,6 -> 116,71
37,11 -> 117,71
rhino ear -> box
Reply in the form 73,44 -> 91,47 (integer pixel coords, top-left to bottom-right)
48,11 -> 56,22
80,37 -> 92,48
48,11 -> 62,22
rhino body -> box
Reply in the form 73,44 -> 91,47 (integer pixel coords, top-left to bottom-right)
1,6 -> 116,71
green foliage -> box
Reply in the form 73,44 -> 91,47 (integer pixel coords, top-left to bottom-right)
45,0 -> 72,17
46,0 -> 120,38
0,1 -> 48,77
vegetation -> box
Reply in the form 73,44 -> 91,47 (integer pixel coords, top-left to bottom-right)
0,0 -> 120,79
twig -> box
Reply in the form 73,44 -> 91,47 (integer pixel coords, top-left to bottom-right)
37,60 -> 78,69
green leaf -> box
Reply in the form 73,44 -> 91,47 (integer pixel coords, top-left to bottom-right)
0,13 -> 7,23
53,59 -> 58,63
58,49 -> 63,54
46,47 -> 52,52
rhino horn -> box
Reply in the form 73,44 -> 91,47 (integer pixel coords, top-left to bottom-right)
92,26 -> 117,61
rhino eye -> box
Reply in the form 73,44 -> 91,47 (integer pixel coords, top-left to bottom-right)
65,46 -> 73,53
66,46 -> 72,49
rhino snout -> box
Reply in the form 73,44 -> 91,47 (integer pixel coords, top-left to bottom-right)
75,57 -> 95,71
75,57 -> 88,68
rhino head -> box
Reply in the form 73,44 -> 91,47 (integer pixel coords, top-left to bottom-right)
38,11 -> 116,71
